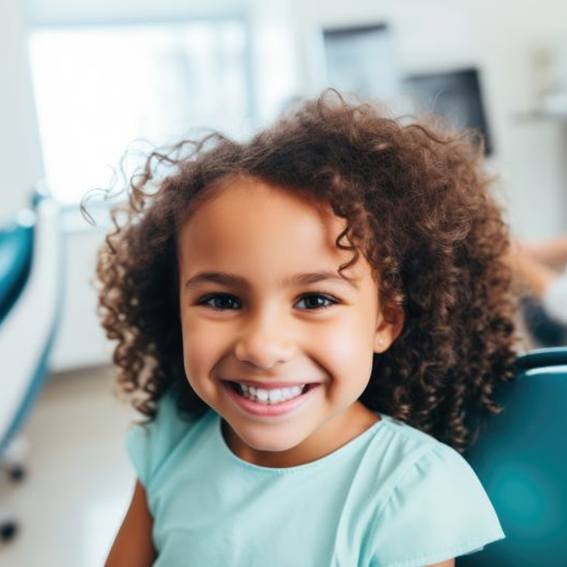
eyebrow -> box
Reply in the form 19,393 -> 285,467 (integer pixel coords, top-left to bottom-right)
184,270 -> 359,291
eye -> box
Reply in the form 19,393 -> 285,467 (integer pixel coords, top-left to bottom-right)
295,293 -> 338,310
197,293 -> 241,310
195,292 -> 338,311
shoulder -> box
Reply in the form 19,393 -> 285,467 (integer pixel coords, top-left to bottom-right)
125,391 -> 206,490
366,416 -> 504,566
370,415 -> 472,490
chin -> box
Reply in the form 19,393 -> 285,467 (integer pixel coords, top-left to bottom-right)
237,425 -> 305,453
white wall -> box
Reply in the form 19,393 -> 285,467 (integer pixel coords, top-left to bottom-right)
26,0 -> 245,24
291,0 -> 567,239
0,0 -> 43,224
466,0 -> 567,238
293,0 -> 476,93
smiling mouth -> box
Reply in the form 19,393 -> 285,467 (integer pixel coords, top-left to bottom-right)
225,381 -> 317,405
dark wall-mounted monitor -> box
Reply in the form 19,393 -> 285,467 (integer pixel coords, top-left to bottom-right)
402,67 -> 493,155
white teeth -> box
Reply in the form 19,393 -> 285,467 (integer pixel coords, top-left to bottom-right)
238,384 -> 306,404
268,389 -> 283,403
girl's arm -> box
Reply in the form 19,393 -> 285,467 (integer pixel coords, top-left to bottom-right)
510,241 -> 559,299
427,560 -> 454,567
522,236 -> 567,268
105,479 -> 156,567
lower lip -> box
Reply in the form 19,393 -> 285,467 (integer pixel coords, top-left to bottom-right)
222,382 -> 321,417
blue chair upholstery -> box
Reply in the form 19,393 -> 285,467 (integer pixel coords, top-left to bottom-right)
0,220 -> 33,324
459,348 -> 567,566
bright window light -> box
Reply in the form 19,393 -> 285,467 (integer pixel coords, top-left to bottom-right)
29,21 -> 252,206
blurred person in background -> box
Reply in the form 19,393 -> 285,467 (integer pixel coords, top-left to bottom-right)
510,236 -> 567,346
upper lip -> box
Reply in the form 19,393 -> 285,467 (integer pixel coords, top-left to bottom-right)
223,379 -> 319,390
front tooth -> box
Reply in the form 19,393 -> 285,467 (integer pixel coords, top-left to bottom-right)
256,389 -> 269,402
243,385 -> 304,403
268,389 -> 283,403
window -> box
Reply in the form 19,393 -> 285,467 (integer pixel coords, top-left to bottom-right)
29,21 -> 253,205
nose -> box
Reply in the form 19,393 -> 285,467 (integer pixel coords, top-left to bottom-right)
234,309 -> 297,369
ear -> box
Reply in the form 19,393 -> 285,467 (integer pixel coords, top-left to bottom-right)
373,304 -> 405,353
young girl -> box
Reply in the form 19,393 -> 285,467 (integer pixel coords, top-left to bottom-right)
97,91 -> 518,566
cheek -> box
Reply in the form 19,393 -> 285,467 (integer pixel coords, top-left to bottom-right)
314,316 -> 375,381
180,320 -> 225,383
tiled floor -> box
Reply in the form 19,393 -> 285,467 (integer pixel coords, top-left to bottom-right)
0,366 -> 136,567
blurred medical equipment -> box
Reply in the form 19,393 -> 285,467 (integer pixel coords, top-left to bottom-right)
460,347 -> 567,566
0,190 -> 63,542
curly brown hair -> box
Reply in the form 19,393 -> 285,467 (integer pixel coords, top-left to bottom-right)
91,90 -> 519,453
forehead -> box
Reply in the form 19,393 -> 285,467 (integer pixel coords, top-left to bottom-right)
177,176 -> 371,282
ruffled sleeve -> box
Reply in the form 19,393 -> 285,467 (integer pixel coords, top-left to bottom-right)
125,391 -> 189,490
369,442 -> 504,567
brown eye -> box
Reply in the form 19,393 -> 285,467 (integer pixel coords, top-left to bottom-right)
295,294 -> 338,310
198,293 -> 241,310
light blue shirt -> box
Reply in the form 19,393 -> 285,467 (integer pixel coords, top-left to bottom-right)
126,393 -> 504,566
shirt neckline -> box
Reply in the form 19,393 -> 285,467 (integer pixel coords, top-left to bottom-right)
213,411 -> 387,474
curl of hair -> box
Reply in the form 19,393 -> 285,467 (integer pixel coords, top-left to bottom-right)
90,90 -> 519,453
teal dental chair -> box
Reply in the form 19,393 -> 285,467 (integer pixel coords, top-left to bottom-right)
0,191 -> 63,542
459,347 -> 567,566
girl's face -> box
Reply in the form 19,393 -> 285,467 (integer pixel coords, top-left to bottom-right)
177,175 -> 403,468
